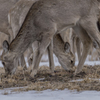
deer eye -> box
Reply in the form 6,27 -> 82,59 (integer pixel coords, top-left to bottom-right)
2,62 -> 5,66
71,60 -> 73,64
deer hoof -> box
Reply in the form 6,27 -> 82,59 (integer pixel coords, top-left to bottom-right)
73,70 -> 80,76
74,68 -> 82,75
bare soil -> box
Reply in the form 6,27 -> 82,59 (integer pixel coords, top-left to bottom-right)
0,65 -> 100,92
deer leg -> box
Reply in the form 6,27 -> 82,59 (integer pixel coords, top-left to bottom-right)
73,24 -> 92,75
47,39 -> 55,73
30,41 -> 39,71
30,32 -> 54,78
71,33 -> 76,56
76,37 -> 81,61
80,18 -> 100,48
27,46 -> 33,67
7,34 -> 11,44
20,54 -> 27,70
75,41 -> 92,74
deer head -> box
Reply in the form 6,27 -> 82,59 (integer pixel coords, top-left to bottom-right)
1,40 -> 18,76
53,34 -> 75,71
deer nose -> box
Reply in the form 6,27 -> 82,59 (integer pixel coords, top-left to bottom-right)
71,60 -> 73,64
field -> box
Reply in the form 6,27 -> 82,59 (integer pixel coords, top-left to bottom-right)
0,64 -> 100,93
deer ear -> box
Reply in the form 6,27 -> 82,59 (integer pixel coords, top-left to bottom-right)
2,40 -> 9,53
64,42 -> 70,53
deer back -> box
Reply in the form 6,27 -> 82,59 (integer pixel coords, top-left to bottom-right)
9,0 -> 39,38
0,0 -> 19,35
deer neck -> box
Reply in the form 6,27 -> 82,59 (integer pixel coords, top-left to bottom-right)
9,24 -> 35,56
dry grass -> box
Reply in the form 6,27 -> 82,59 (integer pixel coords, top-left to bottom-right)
0,65 -> 100,92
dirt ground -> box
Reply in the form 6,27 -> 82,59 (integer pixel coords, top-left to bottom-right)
0,65 -> 100,92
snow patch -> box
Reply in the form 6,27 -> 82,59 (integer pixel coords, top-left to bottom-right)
0,89 -> 100,100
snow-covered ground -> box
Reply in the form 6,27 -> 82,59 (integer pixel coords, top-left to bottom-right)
0,89 -> 100,100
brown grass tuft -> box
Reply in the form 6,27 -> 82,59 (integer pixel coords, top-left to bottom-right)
0,65 -> 100,92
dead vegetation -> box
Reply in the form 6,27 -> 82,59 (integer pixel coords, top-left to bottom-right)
0,65 -> 100,92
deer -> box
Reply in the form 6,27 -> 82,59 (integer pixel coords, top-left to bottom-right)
7,0 -> 75,73
0,0 -> 30,69
8,0 -> 39,67
1,0 -> 100,78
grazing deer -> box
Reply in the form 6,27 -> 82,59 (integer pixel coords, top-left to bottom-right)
0,0 -> 28,69
1,0 -> 100,78
8,0 -> 39,67
7,0 -> 75,73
